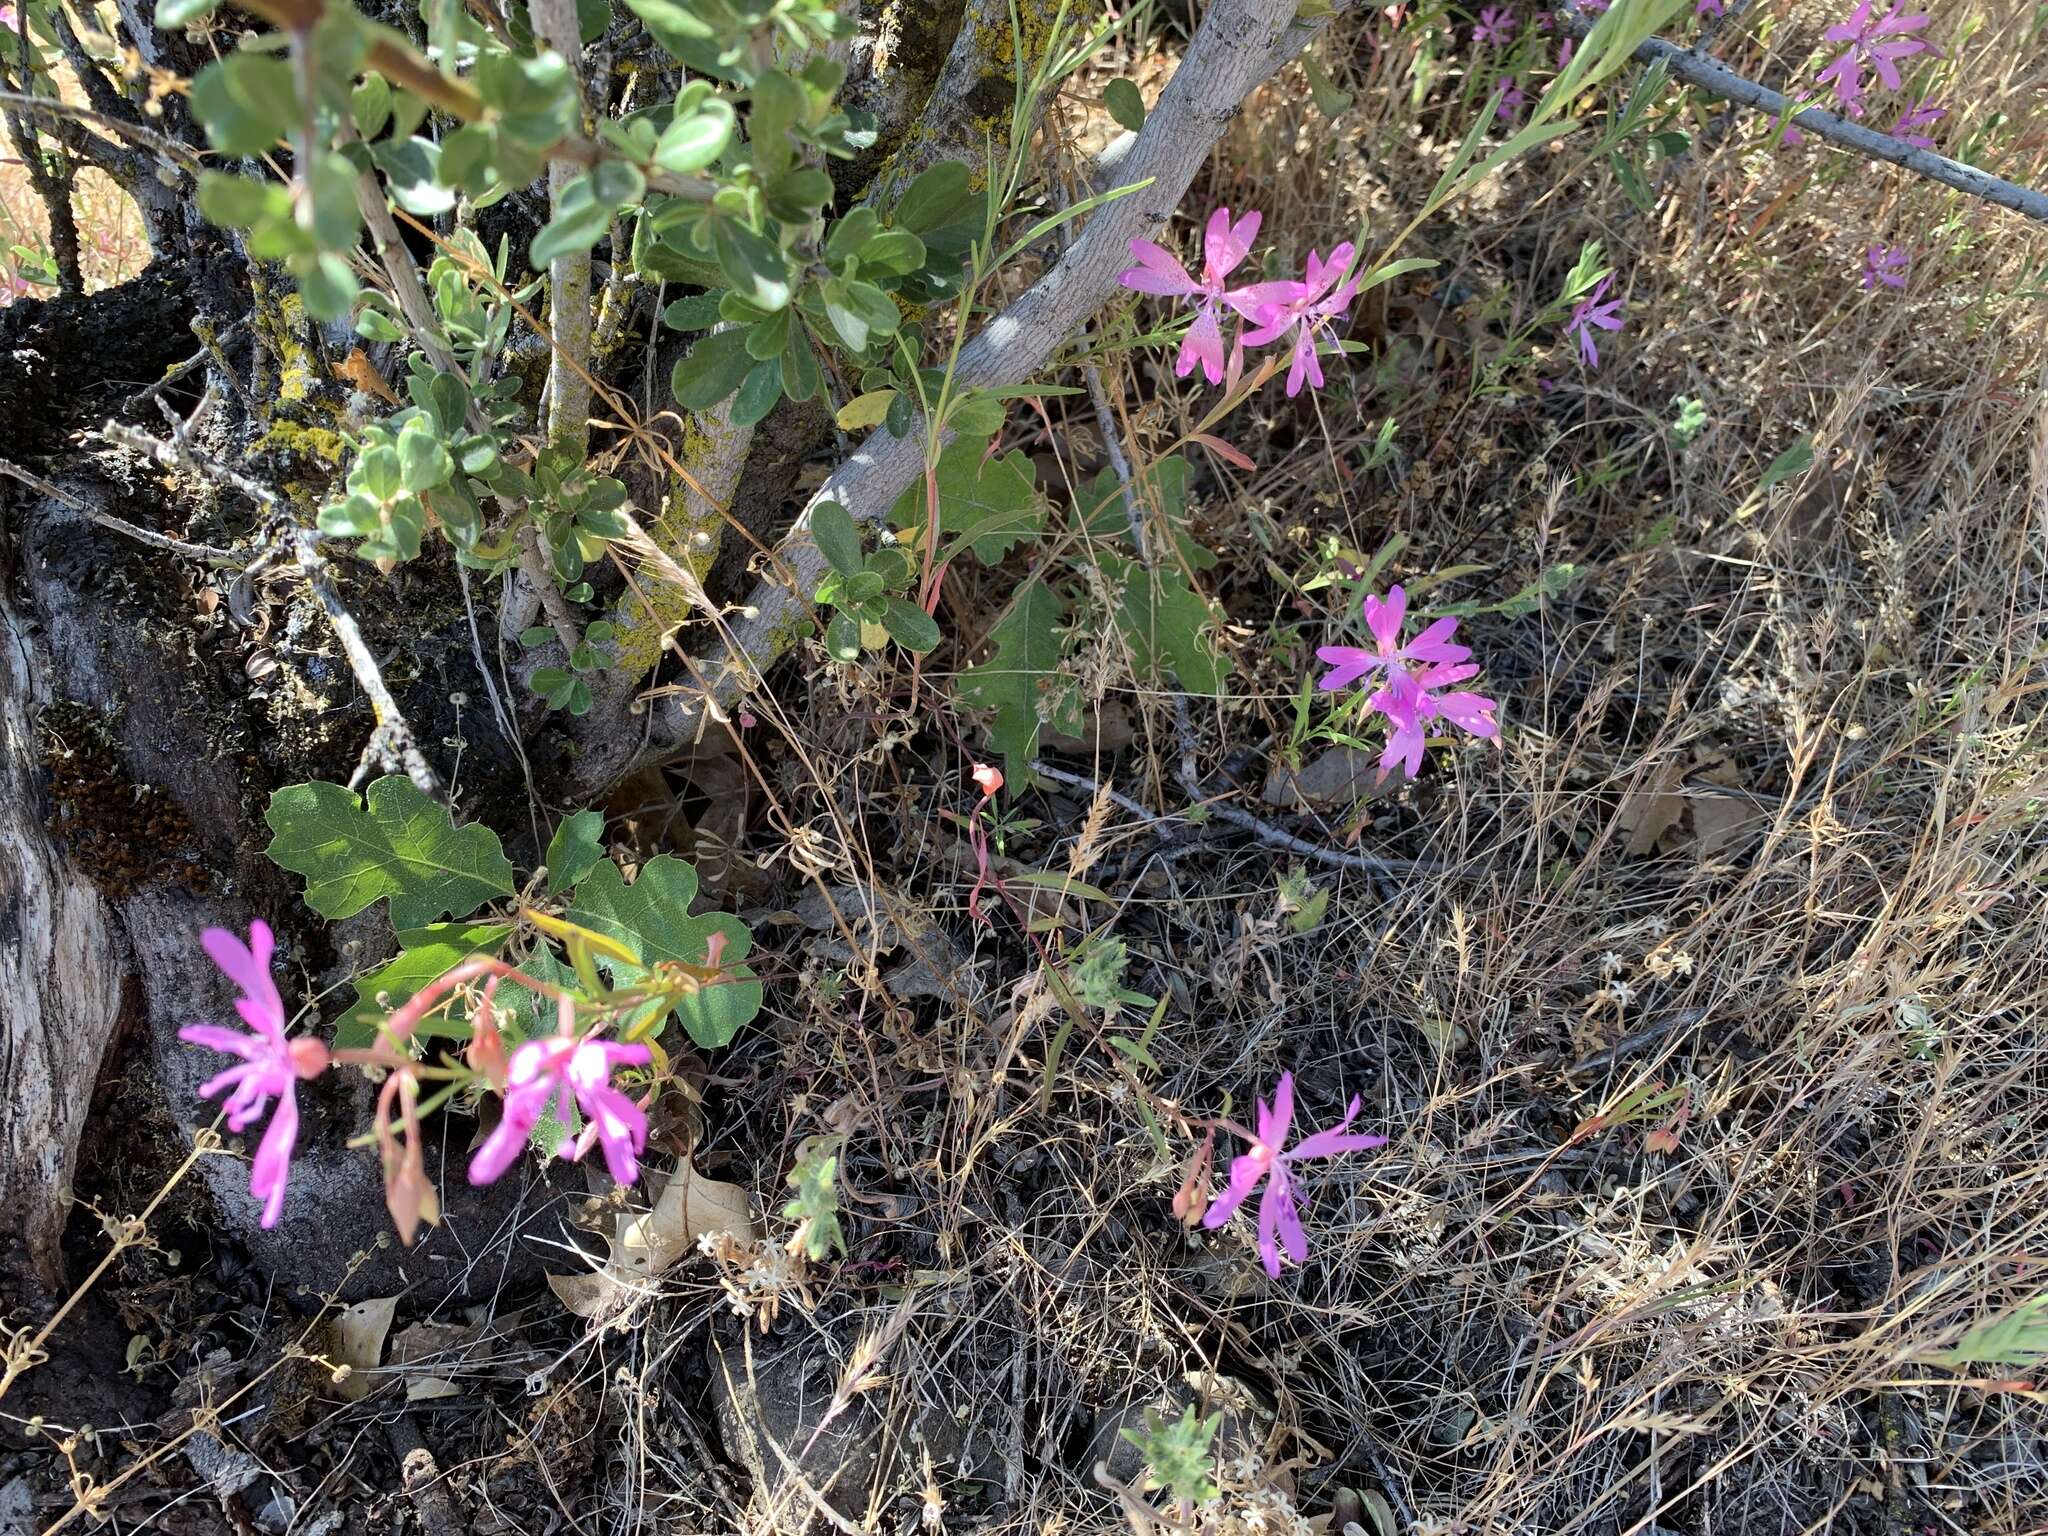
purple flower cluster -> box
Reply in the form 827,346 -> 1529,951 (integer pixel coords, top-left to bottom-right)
1316,585 -> 1500,780
1119,209 -> 1364,398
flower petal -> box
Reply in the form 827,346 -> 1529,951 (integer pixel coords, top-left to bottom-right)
1315,645 -> 1377,692
180,1022 -> 261,1059
202,922 -> 285,1036
1203,206 -> 1260,281
1201,1149 -> 1269,1229
1363,586 -> 1408,657
1119,239 -> 1196,296
250,1088 -> 299,1229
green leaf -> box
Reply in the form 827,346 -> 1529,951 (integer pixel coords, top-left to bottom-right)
1103,78 -> 1146,132
960,577 -> 1072,775
568,856 -> 762,1049
545,809 -> 607,896
661,289 -> 727,329
1301,55 -> 1353,118
293,252 -> 360,323
396,417 -> 453,493
338,920 -> 516,1051
945,395 -> 1006,437
730,357 -> 783,427
155,0 -> 220,24
263,777 -> 517,926
670,325 -> 753,408
856,228 -> 925,277
532,160 -> 645,268
824,609 -> 862,661
1759,437 -> 1815,491
655,99 -> 735,173
619,0 -> 716,63
890,437 -> 1044,564
811,500 -> 864,580
713,219 -> 791,310
891,159 -> 973,235
189,54 -> 297,158
880,597 -> 940,653
1110,556 -> 1230,695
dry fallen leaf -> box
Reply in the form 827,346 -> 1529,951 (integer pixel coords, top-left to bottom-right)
1692,792 -> 1768,863
549,1157 -> 758,1322
330,1295 -> 397,1402
1618,758 -> 1687,856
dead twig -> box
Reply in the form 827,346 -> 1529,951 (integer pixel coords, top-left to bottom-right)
0,456 -> 236,563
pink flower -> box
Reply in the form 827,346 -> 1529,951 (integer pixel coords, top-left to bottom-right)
1370,662 -> 1500,780
1556,38 -> 1575,68
1496,78 -> 1527,119
468,1021 -> 653,1187
1816,0 -> 1933,115
1315,583 -> 1470,692
1318,587 -> 1497,779
1891,99 -> 1945,147
1579,0 -> 1610,10
1120,207 -> 1272,386
1202,1072 -> 1386,1277
1565,274 -> 1624,367
1472,5 -> 1516,45
1861,243 -> 1909,290
1242,242 -> 1362,397
1696,0 -> 1723,16
179,921 -> 329,1229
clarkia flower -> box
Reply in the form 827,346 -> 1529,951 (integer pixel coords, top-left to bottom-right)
1891,99 -> 1945,147
179,921 -> 329,1229
1565,274 -> 1625,368
1816,0 -> 1932,116
1119,207 -> 1272,385
1202,1072 -> 1386,1277
1861,242 -> 1909,290
1696,0 -> 1723,16
1315,583 -> 1469,693
468,1017 -> 653,1187
1557,38 -> 1576,68
1318,586 -> 1497,780
1472,6 -> 1516,45
1496,78 -> 1527,119
1242,242 -> 1362,398
1369,662 -> 1500,780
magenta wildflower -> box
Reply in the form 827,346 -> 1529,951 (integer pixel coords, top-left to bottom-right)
1891,99 -> 1945,147
1241,242 -> 1362,397
179,921 -> 329,1229
1579,0 -> 1610,10
1202,1073 -> 1386,1277
1565,274 -> 1625,368
1556,37 -> 1575,68
1318,586 -> 1498,780
1696,0 -> 1723,15
1496,78 -> 1527,119
1816,0 -> 1933,116
1315,583 -> 1470,693
468,1025 -> 653,1187
1861,243 -> 1909,290
1370,662 -> 1500,780
1119,207 -> 1272,385
1471,5 -> 1516,45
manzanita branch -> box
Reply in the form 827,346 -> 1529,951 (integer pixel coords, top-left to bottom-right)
567,0 -> 1351,796
1564,7 -> 2048,223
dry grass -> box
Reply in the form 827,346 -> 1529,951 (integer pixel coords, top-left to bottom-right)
632,3 -> 2048,1530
